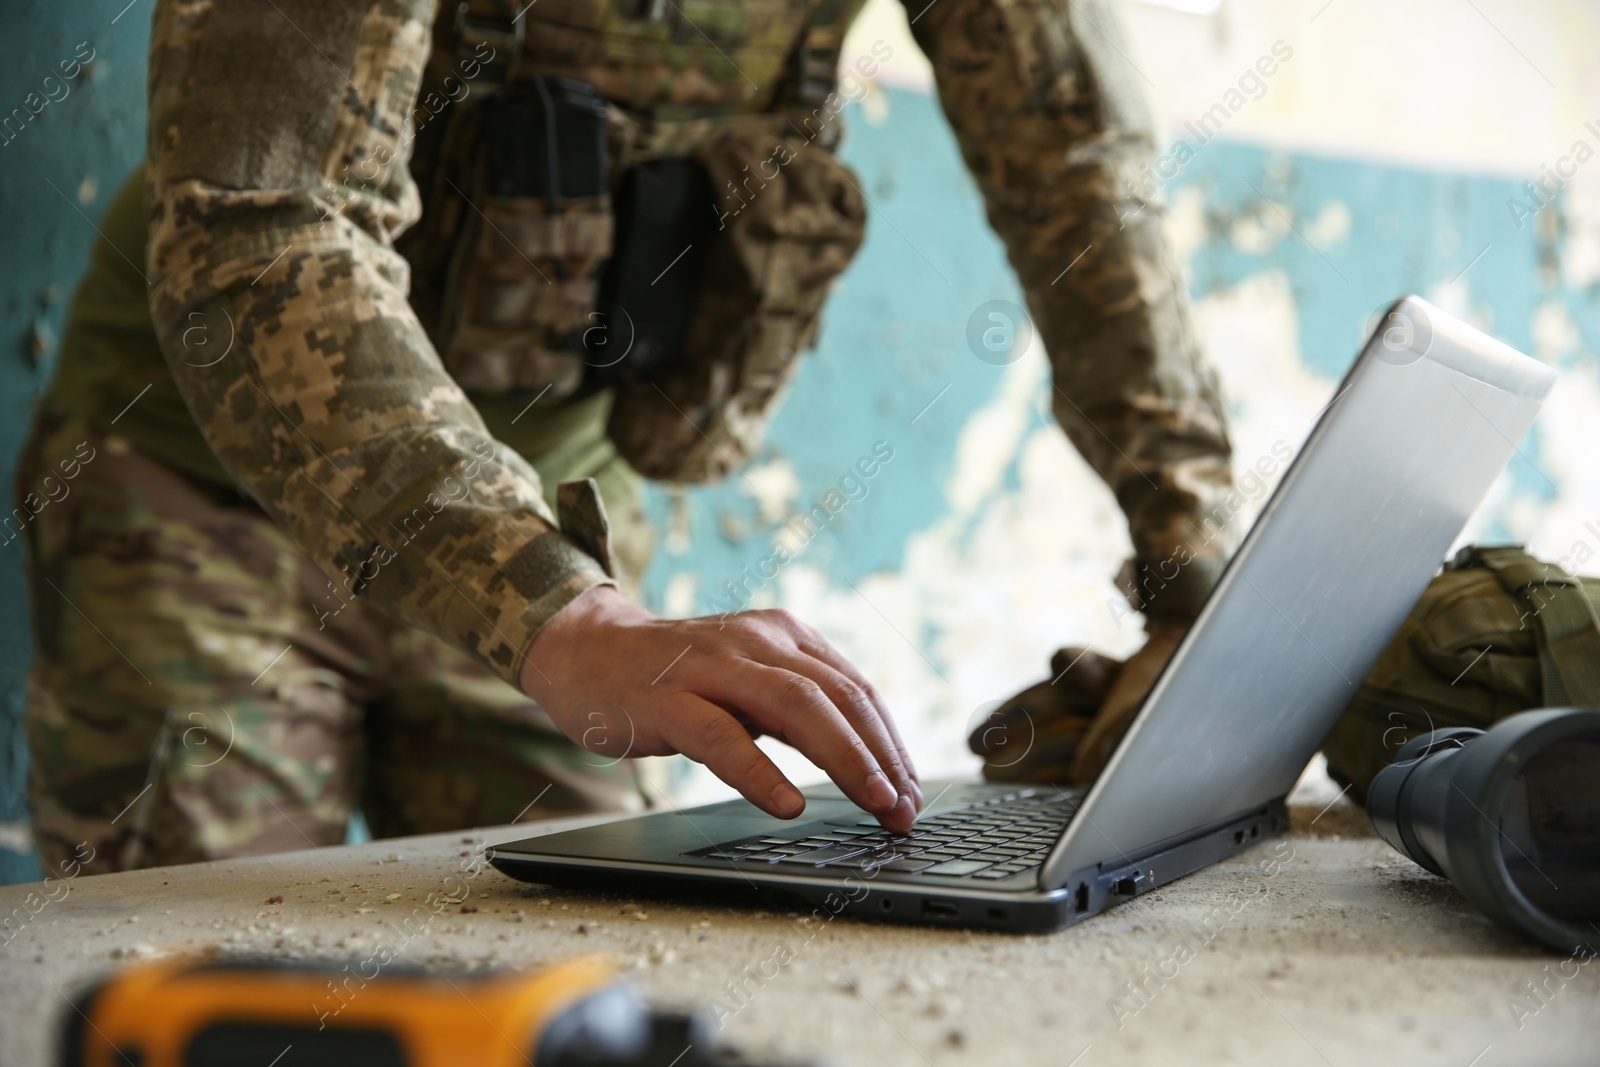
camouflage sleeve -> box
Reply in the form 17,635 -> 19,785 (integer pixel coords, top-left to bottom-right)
144,0 -> 614,685
902,0 -> 1239,620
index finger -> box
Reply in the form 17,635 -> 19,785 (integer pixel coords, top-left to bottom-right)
697,659 -> 916,833
790,628 -> 921,803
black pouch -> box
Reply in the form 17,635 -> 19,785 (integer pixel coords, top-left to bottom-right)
481,77 -> 608,204
582,159 -> 719,386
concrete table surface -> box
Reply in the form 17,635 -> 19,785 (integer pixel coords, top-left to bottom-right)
1,799 -> 1594,1067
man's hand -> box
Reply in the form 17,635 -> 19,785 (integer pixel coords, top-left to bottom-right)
522,586 -> 922,831
1064,620 -> 1185,782
969,620 -> 1187,786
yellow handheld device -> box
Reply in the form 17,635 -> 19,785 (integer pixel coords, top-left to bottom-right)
60,955 -> 768,1067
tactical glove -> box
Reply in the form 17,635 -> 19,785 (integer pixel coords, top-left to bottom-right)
969,619 -> 1188,785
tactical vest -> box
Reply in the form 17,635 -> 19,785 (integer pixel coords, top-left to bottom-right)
1323,544 -> 1600,802
397,0 -> 870,483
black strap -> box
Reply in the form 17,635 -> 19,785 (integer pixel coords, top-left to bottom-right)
1464,544 -> 1600,706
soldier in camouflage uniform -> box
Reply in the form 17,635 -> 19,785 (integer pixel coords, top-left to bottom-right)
22,0 -> 1234,872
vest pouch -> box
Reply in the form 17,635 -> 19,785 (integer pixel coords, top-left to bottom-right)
1323,544 -> 1600,802
605,124 -> 867,483
436,77 -> 613,396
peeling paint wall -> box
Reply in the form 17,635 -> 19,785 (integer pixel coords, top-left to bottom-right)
3,0 -> 1598,874
647,0 -> 1600,803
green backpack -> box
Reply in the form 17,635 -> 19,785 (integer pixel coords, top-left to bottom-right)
1324,544 -> 1600,803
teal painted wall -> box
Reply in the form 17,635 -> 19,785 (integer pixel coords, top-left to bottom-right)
0,1 -> 151,885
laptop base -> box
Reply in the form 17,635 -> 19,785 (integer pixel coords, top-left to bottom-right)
487,795 -> 1286,934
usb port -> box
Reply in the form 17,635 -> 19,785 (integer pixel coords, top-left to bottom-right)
921,899 -> 959,919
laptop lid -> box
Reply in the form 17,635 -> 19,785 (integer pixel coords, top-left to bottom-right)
1042,296 -> 1556,889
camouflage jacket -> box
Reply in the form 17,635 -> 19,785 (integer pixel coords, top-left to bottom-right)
145,0 -> 1234,688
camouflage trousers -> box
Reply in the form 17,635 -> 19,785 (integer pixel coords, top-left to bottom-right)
20,411 -> 652,874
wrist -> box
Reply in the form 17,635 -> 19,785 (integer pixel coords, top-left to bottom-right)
520,584 -> 650,695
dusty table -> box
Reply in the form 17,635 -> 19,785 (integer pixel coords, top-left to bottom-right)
1,799 -> 1593,1067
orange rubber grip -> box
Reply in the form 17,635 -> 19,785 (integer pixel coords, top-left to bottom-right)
68,954 -> 621,1067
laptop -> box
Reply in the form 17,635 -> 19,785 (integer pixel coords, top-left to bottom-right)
488,296 -> 1556,933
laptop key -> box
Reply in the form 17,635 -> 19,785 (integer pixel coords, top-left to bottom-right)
784,845 -> 871,865
834,851 -> 905,869
922,859 -> 994,876
972,869 -> 1015,879
855,839 -> 896,853
878,858 -> 938,873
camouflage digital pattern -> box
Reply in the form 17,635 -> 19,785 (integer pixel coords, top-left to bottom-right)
466,0 -> 827,113
403,94 -> 616,402
434,178 -> 614,397
903,0 -> 1238,618
20,412 -> 643,874
145,0 -> 616,689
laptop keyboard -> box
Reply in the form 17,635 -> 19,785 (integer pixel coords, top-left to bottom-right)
687,788 -> 1078,880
